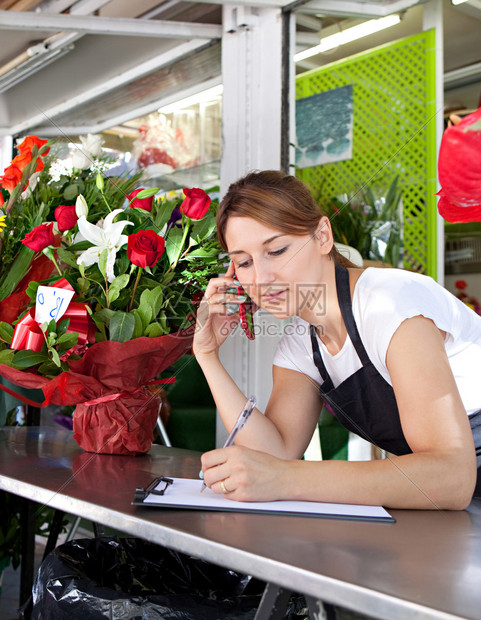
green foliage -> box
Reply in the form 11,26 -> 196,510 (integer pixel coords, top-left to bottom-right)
0,137 -> 221,380
322,176 -> 403,266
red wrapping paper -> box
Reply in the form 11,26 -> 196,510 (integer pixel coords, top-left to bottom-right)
0,328 -> 194,455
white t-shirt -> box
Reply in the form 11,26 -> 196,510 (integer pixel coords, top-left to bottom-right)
273,268 -> 481,416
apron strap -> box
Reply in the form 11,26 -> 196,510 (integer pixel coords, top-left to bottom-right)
334,263 -> 371,367
310,325 -> 328,382
310,263 -> 372,381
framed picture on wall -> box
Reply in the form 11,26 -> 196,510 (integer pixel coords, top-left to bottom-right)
295,84 -> 353,169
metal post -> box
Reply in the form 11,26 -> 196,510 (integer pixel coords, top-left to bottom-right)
423,0 -> 444,285
218,5 -> 285,435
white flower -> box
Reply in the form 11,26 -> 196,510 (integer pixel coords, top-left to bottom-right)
75,194 -> 89,218
76,209 -> 133,282
71,134 -> 104,170
81,134 -> 104,157
71,149 -> 92,170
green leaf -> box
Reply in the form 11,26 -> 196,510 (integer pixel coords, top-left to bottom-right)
131,188 -> 158,200
185,247 -> 219,260
160,271 -> 175,286
0,322 -> 14,344
57,319 -> 70,336
92,308 -> 115,331
56,332 -> 78,348
141,286 -> 163,319
68,240 -> 93,251
12,350 -> 49,368
0,349 -> 15,365
63,184 -> 79,201
76,277 -> 90,295
191,212 -> 216,242
158,311 -> 168,332
165,227 -> 184,265
132,311 -> 144,338
26,280 -> 40,301
98,249 -> 108,280
154,202 -> 175,232
50,349 -> 61,367
109,311 -> 135,342
107,273 -> 130,305
135,305 -> 152,330
0,244 -> 34,302
144,322 -> 166,337
57,248 -> 79,269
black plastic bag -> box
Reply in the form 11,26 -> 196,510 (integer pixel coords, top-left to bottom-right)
31,536 -> 307,619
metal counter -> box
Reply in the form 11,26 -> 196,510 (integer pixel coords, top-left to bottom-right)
1,426 -> 480,620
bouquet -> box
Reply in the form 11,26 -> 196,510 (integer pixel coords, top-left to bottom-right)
0,135 -> 221,454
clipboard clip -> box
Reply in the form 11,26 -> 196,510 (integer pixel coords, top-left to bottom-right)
134,476 -> 173,503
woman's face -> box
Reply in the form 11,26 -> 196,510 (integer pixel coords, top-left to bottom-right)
224,215 -> 333,319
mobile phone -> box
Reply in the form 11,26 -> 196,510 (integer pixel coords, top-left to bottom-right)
237,282 -> 256,340
226,274 -> 256,340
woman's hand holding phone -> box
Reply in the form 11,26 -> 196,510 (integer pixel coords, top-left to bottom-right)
193,261 -> 253,357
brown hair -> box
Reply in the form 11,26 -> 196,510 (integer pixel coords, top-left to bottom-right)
217,170 -> 356,267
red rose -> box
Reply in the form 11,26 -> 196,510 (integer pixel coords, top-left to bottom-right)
17,135 -> 49,156
127,189 -> 154,212
11,151 -> 32,172
22,223 -> 56,252
127,230 -> 165,268
0,164 -> 23,192
180,187 -> 211,220
54,204 -> 78,232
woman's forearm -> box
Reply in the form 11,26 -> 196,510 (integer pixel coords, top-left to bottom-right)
195,351 -> 289,457
282,450 -> 476,510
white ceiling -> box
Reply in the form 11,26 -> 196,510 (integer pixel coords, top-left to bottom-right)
0,0 -> 479,136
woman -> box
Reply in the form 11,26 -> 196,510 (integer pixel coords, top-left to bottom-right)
194,170 -> 481,509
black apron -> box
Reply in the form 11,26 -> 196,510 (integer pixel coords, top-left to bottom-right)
310,263 -> 481,496
309,263 -> 411,455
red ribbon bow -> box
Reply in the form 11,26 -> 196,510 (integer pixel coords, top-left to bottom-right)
11,278 -> 92,353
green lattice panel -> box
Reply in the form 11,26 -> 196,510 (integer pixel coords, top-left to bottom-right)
296,30 -> 437,276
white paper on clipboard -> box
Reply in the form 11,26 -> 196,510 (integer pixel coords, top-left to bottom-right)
134,477 -> 394,522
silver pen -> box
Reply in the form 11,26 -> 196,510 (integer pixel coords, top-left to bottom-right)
200,395 -> 257,493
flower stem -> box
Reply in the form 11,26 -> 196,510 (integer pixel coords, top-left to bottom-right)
43,247 -> 63,277
128,266 -> 143,312
172,219 -> 190,270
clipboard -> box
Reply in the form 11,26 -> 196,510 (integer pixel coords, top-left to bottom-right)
132,476 -> 395,523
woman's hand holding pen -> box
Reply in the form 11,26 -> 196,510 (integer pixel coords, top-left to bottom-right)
193,261 -> 245,357
200,445 -> 289,502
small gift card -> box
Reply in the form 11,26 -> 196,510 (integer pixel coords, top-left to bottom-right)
35,286 -> 75,325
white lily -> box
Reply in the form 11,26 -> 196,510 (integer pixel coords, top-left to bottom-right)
76,209 -> 133,282
75,194 -> 89,218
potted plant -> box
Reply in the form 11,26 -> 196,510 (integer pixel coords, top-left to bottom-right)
322,175 -> 403,268
0,134 -> 221,455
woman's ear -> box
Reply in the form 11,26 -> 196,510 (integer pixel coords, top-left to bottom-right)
315,216 -> 334,255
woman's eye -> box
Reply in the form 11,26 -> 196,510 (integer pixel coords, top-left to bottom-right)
269,247 -> 287,257
237,259 -> 251,269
